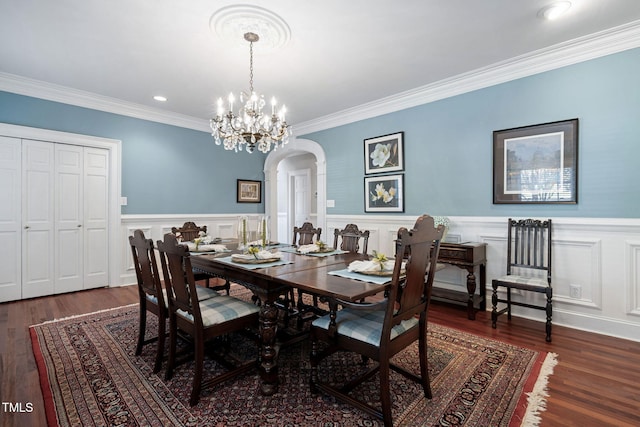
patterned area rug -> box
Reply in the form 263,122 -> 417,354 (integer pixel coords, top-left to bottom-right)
30,287 -> 557,427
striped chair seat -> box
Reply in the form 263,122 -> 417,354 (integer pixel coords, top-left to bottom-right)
494,274 -> 548,288
312,308 -> 418,347
146,286 -> 219,307
177,295 -> 260,327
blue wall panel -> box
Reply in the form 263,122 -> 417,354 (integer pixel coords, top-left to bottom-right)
302,48 -> 640,218
0,92 -> 266,214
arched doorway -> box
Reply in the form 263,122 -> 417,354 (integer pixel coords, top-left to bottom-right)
264,138 -> 326,243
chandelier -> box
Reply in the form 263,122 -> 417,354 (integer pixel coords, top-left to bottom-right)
210,32 -> 291,154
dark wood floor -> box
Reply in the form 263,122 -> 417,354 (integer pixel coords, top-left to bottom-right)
1,284 -> 639,427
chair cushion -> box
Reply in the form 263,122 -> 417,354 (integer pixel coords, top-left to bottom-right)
146,286 -> 219,308
177,295 -> 260,327
312,308 -> 418,347
493,275 -> 549,288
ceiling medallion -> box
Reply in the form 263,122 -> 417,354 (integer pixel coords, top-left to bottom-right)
209,5 -> 291,53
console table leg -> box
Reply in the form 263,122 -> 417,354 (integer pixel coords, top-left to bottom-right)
465,268 -> 477,320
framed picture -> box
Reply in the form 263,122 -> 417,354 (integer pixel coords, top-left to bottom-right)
493,119 -> 578,204
364,131 -> 404,175
364,174 -> 404,213
237,179 -> 262,203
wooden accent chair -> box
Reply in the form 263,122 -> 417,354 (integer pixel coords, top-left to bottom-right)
492,218 -> 553,342
171,221 -> 207,241
129,229 -> 167,373
157,233 -> 260,406
292,222 -> 322,246
170,221 -> 230,294
310,215 -> 445,426
333,223 -> 370,255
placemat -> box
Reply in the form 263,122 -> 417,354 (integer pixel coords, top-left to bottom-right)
328,268 -> 392,285
214,256 -> 294,270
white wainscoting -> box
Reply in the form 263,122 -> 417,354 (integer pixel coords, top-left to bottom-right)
326,215 -> 640,343
120,214 -> 640,342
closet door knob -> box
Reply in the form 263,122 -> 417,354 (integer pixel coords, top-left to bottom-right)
24,225 -> 30,229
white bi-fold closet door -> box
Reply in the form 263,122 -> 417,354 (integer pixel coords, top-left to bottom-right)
0,136 -> 109,302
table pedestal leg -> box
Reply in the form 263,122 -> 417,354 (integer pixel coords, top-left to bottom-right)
258,299 -> 279,395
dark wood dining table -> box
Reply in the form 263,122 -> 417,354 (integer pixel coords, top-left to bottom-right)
190,247 -> 388,395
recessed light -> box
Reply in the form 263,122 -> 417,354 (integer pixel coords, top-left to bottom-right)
538,1 -> 572,20
153,95 -> 167,102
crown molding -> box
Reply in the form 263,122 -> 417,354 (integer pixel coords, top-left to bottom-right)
294,19 -> 640,136
0,73 -> 211,132
1,20 -> 639,135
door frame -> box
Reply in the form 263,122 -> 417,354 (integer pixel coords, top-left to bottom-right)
288,167 -> 312,242
0,123 -> 122,289
264,138 -> 326,243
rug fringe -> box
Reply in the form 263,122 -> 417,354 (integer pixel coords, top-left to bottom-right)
521,352 -> 558,427
30,303 -> 138,327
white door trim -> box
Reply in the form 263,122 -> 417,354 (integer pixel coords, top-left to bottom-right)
264,138 -> 326,242
0,123 -> 122,289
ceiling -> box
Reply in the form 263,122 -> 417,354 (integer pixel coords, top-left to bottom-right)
1,1 -> 640,132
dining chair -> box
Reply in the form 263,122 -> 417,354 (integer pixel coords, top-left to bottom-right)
171,221 -> 207,241
292,222 -> 322,246
492,218 -> 553,342
129,229 -> 168,373
333,223 -> 370,254
129,229 -> 220,373
287,222 -> 324,325
171,221 -> 230,294
157,233 -> 260,406
310,215 -> 445,427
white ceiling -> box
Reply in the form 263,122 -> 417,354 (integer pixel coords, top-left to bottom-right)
1,0 -> 640,132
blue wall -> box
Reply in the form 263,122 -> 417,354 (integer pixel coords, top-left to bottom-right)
0,92 -> 266,214
1,48 -> 638,218
302,48 -> 640,218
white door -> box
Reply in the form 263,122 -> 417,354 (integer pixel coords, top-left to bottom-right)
22,140 -> 55,299
54,144 -> 84,293
289,169 -> 311,236
83,147 -> 109,289
0,137 -> 22,302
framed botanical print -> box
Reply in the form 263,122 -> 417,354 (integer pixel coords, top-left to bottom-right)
364,174 -> 404,213
364,132 -> 404,175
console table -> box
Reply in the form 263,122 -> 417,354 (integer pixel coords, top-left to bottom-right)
434,242 -> 487,320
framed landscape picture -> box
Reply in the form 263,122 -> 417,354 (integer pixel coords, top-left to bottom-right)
493,119 -> 578,204
364,132 -> 404,175
364,174 -> 404,213
237,179 -> 262,203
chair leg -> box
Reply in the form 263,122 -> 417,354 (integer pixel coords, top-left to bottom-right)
190,336 -> 205,406
165,314 -> 177,381
379,359 -> 392,427
136,303 -> 146,356
545,288 -> 553,342
153,315 -> 165,373
506,288 -> 512,319
491,284 -> 498,329
419,324 -> 432,399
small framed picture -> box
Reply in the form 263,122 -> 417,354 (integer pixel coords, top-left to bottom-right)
237,179 -> 262,203
364,174 -> 404,213
493,119 -> 578,204
364,132 -> 404,175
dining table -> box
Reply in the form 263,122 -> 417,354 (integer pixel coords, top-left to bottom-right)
190,243 -> 392,396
